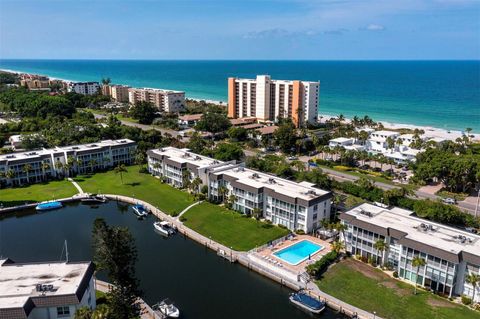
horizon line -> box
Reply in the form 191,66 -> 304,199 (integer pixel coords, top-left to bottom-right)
1,58 -> 479,62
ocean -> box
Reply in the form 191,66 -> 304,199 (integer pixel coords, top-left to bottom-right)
0,59 -> 479,132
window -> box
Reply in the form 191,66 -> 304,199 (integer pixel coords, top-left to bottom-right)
313,204 -> 318,211
313,213 -> 318,220
57,306 -> 70,316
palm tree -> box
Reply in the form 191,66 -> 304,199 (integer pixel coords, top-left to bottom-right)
67,155 -> 76,175
358,130 -> 369,145
331,240 -> 345,253
465,273 -> 480,302
412,256 -> 426,295
77,159 -> 84,174
252,207 -> 262,221
135,153 -> 145,170
89,159 -> 98,173
5,169 -> 15,185
101,77 -> 111,85
41,162 -> 50,181
218,185 -> 228,203
386,136 -> 395,153
373,240 -> 389,265
114,164 -> 128,184
22,164 -> 33,184
190,177 -> 202,197
74,306 -> 93,319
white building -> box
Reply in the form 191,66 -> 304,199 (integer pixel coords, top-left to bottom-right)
68,82 -> 101,95
128,88 -> 185,113
340,203 -> 480,301
0,139 -> 136,187
147,147 -> 332,233
366,130 -> 400,153
228,75 -> 319,128
0,259 -> 96,319
8,135 -> 22,150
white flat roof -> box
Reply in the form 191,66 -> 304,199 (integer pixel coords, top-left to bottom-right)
131,87 -> 184,94
0,260 -> 91,309
329,137 -> 353,143
151,147 -> 224,168
214,165 -> 330,201
344,203 -> 480,257
0,139 -> 135,162
371,130 -> 400,137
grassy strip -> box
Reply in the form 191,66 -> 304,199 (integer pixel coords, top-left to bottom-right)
74,165 -> 193,216
317,259 -> 479,319
182,202 -> 289,251
0,180 -> 78,207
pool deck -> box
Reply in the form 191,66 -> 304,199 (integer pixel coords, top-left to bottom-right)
254,235 -> 332,273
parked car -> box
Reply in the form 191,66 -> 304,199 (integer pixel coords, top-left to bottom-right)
442,197 -> 456,205
465,227 -> 478,234
288,156 -> 298,161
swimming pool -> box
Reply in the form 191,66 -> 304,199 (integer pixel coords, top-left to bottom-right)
273,240 -> 323,265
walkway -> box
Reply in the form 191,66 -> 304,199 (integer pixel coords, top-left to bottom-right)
67,177 -> 85,194
176,200 -> 202,219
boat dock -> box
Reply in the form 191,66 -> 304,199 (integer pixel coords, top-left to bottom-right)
96,279 -> 165,319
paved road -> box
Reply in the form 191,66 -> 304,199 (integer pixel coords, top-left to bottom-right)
243,149 -> 478,215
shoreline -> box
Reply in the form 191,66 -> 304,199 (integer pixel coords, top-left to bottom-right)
2,68 -> 478,137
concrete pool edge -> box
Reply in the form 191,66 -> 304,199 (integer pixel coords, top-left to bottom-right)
273,239 -> 325,266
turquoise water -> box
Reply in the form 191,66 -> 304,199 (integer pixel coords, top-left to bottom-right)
274,240 -> 323,265
0,60 -> 479,131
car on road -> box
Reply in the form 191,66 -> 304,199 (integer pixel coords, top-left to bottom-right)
442,197 -> 456,205
288,156 -> 298,161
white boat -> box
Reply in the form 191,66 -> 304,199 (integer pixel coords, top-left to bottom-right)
153,299 -> 180,318
153,221 -> 177,237
132,204 -> 148,218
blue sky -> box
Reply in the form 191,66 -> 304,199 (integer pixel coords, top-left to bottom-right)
0,0 -> 479,60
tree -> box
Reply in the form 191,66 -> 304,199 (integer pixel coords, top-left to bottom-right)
187,132 -> 209,154
273,120 -> 297,153
331,240 -> 345,253
225,194 -> 236,209
465,273 -> 480,302
190,177 -> 202,197
386,136 -> 395,152
218,185 -> 228,203
373,240 -> 389,265
92,218 -> 142,319
212,143 -> 243,161
89,159 -> 98,173
101,77 -> 111,86
114,164 -> 128,184
252,207 -> 262,220
412,256 -> 426,295
135,152 -> 145,171
21,134 -> 46,150
41,162 -> 50,180
195,106 -> 231,134
5,169 -> 15,183
22,164 -> 33,184
227,126 -> 248,141
129,101 -> 157,124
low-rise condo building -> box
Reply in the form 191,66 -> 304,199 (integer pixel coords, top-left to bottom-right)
0,139 -> 136,187
128,87 -> 185,113
68,82 -> 101,95
0,259 -> 96,319
228,75 -> 319,128
147,147 -> 332,233
340,203 -> 480,301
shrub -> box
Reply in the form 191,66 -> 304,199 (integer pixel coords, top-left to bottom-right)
295,229 -> 305,235
461,295 -> 472,305
333,165 -> 352,171
393,271 -> 398,278
360,256 -> 368,263
179,216 -> 187,222
306,250 -> 338,279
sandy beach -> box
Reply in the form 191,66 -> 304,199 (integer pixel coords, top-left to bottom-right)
3,68 -> 478,140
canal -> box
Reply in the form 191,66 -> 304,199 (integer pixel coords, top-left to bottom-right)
0,202 -> 346,319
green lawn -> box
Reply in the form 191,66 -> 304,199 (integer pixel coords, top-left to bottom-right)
182,202 -> 289,251
74,165 -> 193,215
317,259 -> 480,319
0,180 -> 78,207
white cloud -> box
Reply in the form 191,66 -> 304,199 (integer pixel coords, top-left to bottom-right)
361,23 -> 386,31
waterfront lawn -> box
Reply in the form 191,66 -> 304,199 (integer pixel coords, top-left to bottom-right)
0,180 -> 78,207
182,202 -> 289,251
74,165 -> 193,215
316,259 -> 479,319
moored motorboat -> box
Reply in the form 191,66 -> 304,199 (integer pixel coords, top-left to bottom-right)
81,194 -> 108,204
132,204 -> 148,218
153,299 -> 180,318
153,221 -> 177,237
289,291 -> 325,314
36,201 -> 63,211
